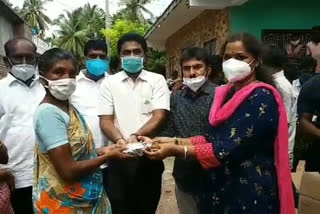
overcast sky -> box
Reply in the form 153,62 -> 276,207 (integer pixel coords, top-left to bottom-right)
9,0 -> 172,36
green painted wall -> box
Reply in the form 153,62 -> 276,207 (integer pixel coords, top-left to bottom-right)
230,0 -> 320,38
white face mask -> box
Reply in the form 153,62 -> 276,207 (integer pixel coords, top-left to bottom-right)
10,64 -> 36,81
40,76 -> 76,100
183,75 -> 207,92
291,39 -> 300,46
222,58 -> 254,83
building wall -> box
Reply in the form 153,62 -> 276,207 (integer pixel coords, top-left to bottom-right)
0,15 -> 31,79
0,16 -> 14,78
0,16 -> 14,56
165,9 -> 229,78
230,0 -> 320,39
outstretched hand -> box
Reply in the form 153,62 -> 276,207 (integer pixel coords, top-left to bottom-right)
143,143 -> 177,160
99,144 -> 133,160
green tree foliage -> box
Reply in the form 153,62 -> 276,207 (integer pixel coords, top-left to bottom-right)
53,4 -> 106,63
21,0 -> 52,37
101,19 -> 150,57
118,0 -> 155,24
146,49 -> 167,77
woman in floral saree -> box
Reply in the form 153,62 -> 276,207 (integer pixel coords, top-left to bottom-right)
142,33 -> 295,214
33,48 -> 130,213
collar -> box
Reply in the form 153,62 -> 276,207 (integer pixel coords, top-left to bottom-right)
272,70 -> 285,79
119,69 -> 148,82
182,80 -> 212,97
8,73 -> 40,87
78,69 -> 107,83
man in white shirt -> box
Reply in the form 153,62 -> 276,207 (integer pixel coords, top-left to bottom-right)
263,45 -> 298,169
0,38 -> 45,214
70,39 -> 110,189
98,33 -> 170,214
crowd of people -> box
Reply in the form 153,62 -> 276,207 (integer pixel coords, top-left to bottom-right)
0,27 -> 320,214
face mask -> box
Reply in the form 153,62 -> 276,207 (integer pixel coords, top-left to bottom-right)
40,76 -> 76,101
222,58 -> 255,83
121,56 -> 144,74
291,39 -> 300,46
10,64 -> 36,81
86,59 -> 109,76
183,75 -> 207,92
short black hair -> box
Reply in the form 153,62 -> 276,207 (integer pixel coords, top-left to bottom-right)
262,44 -> 288,69
300,56 -> 317,71
209,55 -> 223,73
4,37 -> 37,57
117,33 -> 148,55
38,48 -> 77,74
84,39 -> 108,56
180,47 -> 211,67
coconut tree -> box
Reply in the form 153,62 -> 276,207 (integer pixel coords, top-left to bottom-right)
119,0 -> 155,24
54,9 -> 90,60
21,0 -> 52,37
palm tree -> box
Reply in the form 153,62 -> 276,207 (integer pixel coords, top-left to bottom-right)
21,0 -> 52,37
54,9 -> 90,59
119,0 -> 155,24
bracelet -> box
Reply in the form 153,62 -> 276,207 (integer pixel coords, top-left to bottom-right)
184,146 -> 188,160
115,138 -> 126,144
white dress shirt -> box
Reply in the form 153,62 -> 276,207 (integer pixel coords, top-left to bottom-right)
98,70 -> 170,139
273,71 -> 298,168
0,74 -> 45,188
70,70 -> 109,150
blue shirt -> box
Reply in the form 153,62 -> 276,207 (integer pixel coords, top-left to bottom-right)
34,103 -> 70,153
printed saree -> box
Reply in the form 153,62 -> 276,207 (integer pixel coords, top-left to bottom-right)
33,105 -> 111,214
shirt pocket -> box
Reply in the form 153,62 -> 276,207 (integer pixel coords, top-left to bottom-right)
141,96 -> 152,114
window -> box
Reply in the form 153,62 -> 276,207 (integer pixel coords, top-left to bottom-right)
262,29 -> 312,48
204,39 -> 217,55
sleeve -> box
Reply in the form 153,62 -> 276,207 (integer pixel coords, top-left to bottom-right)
151,76 -> 170,111
211,89 -> 279,165
297,80 -> 317,116
97,78 -> 114,116
35,107 -> 69,151
158,94 -> 176,137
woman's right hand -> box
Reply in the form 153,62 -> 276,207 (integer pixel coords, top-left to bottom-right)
100,144 -> 132,160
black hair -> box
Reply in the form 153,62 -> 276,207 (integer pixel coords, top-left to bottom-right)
209,54 -> 223,73
261,44 -> 288,69
311,26 -> 320,44
208,54 -> 224,83
4,37 -> 37,57
300,56 -> 317,73
38,48 -> 77,74
84,39 -> 108,56
117,33 -> 148,55
221,32 -> 275,87
180,47 -> 211,67
290,33 -> 300,41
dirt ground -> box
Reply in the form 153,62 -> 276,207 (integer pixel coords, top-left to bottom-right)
156,157 -> 179,214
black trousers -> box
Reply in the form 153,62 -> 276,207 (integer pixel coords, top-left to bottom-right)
102,167 -> 109,190
107,158 -> 164,214
11,186 -> 34,214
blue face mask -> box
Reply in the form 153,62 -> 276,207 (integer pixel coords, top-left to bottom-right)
121,56 -> 144,74
86,59 -> 109,76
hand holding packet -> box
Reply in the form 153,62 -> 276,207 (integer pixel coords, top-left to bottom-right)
123,142 -> 152,157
